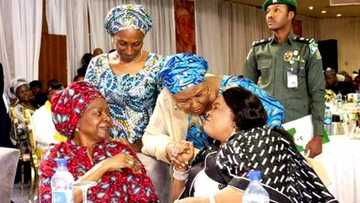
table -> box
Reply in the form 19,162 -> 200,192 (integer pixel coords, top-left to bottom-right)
317,136 -> 360,203
0,147 -> 20,203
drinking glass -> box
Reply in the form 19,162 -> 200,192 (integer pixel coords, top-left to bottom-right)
73,180 -> 97,203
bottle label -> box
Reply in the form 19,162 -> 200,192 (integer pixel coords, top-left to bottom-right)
52,190 -> 73,203
324,117 -> 332,125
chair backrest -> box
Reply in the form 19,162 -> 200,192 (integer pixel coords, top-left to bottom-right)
0,147 -> 20,203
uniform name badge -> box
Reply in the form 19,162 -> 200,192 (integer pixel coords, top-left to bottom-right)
284,50 -> 298,88
287,71 -> 298,88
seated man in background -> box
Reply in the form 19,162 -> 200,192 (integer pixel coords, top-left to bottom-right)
32,79 -> 66,158
29,80 -> 47,108
325,68 -> 355,96
9,78 -> 35,184
354,74 -> 360,93
92,47 -> 104,57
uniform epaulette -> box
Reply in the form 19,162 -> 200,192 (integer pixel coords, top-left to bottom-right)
252,37 -> 272,47
293,36 -> 316,44
293,36 -> 319,55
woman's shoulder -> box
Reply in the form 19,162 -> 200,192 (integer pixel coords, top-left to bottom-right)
87,53 -> 110,72
219,75 -> 254,90
231,125 -> 270,138
232,126 -> 290,140
85,54 -> 112,82
144,53 -> 164,72
147,52 -> 163,61
40,141 -> 72,165
226,126 -> 283,147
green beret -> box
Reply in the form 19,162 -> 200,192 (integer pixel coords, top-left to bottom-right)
262,0 -> 297,11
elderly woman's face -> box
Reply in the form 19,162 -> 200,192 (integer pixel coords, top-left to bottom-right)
173,83 -> 210,115
16,84 -> 33,103
113,28 -> 145,63
203,96 -> 235,143
77,98 -> 112,142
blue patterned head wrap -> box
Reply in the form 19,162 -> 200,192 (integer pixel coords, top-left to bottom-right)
104,4 -> 152,35
158,53 -> 208,94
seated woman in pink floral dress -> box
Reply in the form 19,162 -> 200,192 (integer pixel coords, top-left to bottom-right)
39,81 -> 158,203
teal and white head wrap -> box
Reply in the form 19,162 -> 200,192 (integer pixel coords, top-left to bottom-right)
104,4 -> 152,35
158,53 -> 209,94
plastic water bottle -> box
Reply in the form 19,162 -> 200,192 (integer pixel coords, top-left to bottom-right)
51,158 -> 74,203
324,106 -> 332,135
243,170 -> 270,203
336,92 -> 343,108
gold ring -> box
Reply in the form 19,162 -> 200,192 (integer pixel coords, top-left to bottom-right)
127,159 -> 134,166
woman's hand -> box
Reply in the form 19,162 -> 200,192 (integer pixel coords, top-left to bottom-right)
166,141 -> 194,171
103,153 -> 142,174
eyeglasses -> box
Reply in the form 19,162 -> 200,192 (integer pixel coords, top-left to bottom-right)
175,87 -> 210,109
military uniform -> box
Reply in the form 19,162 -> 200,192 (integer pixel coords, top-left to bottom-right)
243,33 -> 325,135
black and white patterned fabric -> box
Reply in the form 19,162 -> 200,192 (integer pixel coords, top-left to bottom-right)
216,126 -> 337,203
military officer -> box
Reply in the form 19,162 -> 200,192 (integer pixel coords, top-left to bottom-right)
242,0 -> 325,158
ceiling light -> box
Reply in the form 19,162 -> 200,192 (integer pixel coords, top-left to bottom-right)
336,13 -> 342,17
308,6 -> 314,10
321,10 -> 327,14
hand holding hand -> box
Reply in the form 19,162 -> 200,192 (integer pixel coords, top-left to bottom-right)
166,141 -> 194,170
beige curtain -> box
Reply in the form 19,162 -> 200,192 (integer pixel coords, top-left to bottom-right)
195,0 -> 269,75
318,17 -> 360,73
88,0 -> 176,56
46,0 -> 90,82
296,15 -> 319,40
195,1 -> 323,75
0,0 -> 43,82
227,3 -> 270,74
195,0 -> 228,75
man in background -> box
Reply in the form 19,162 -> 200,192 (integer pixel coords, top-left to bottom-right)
31,79 -> 66,157
325,68 -> 355,95
242,0 -> 325,158
29,80 -> 47,108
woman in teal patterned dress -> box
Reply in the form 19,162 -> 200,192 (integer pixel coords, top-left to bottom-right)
85,4 -> 163,152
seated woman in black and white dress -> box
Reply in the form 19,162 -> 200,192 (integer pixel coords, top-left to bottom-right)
171,87 -> 337,203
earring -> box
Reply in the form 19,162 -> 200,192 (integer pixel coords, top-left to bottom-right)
231,127 -> 237,135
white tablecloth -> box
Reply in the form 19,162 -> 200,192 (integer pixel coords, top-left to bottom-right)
317,136 -> 360,203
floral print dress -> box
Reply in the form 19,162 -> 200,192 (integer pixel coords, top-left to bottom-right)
85,53 -> 163,143
39,140 -> 158,203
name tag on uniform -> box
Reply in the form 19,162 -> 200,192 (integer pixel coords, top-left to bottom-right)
287,71 -> 298,88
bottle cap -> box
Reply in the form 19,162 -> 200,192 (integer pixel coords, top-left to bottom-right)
55,158 -> 68,168
247,170 -> 262,181
332,114 -> 341,122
